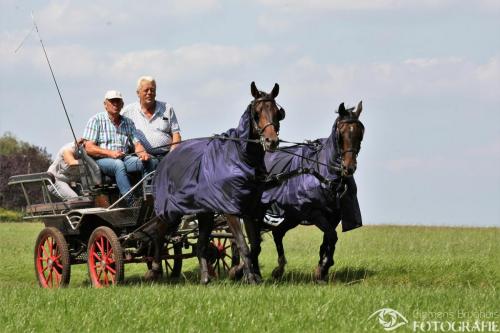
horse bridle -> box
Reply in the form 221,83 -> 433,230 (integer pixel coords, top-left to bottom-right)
335,117 -> 365,164
250,96 -> 285,149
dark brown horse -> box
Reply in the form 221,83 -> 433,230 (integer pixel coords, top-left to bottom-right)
147,82 -> 285,284
242,102 -> 364,283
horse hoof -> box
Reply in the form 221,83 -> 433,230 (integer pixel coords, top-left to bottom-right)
200,271 -> 212,286
271,266 -> 284,279
144,269 -> 162,282
243,273 -> 262,285
200,275 -> 211,285
228,266 -> 243,281
313,266 -> 329,284
315,279 -> 327,285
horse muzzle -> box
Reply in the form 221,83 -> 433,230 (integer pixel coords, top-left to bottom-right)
261,136 -> 279,152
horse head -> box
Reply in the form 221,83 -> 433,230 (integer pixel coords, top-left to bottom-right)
336,101 -> 364,176
250,81 -> 285,152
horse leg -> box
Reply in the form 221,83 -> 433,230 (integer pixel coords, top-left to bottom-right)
313,213 -> 339,283
144,215 -> 179,281
243,217 -> 262,279
270,218 -> 295,279
143,217 -> 167,281
225,214 -> 260,284
196,212 -> 216,285
271,227 -> 287,279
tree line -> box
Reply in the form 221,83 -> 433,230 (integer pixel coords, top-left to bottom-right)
0,132 -> 52,209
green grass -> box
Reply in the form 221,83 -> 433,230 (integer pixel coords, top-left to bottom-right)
0,223 -> 498,332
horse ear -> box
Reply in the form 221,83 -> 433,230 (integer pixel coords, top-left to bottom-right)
355,101 -> 363,117
251,81 -> 259,98
338,102 -> 347,116
271,83 -> 279,98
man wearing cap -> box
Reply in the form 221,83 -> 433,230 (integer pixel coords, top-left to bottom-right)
83,90 -> 153,203
122,76 -> 181,166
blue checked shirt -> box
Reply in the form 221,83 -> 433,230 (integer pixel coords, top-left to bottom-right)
122,101 -> 180,155
82,112 -> 139,153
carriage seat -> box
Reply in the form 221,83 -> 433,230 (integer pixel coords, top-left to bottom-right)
27,197 -> 94,214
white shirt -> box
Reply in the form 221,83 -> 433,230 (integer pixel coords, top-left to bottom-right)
122,101 -> 181,155
47,142 -> 79,183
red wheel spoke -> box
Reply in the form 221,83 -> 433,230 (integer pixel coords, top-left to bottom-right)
93,252 -> 102,261
47,237 -> 53,255
40,243 -> 49,258
107,265 -> 116,275
42,271 -> 49,286
54,261 -> 64,270
53,269 -> 61,287
48,269 -> 53,287
96,238 -> 104,253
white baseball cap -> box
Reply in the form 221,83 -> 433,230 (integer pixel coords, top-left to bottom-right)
104,90 -> 123,100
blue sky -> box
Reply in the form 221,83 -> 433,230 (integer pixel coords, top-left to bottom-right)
1,0 -> 499,226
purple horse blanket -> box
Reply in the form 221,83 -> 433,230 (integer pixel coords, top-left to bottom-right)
153,107 -> 265,222
261,124 -> 362,232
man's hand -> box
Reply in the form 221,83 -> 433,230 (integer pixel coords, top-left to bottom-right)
137,151 -> 150,161
134,142 -> 149,161
109,150 -> 125,159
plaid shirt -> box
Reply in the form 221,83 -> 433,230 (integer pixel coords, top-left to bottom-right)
82,112 -> 138,153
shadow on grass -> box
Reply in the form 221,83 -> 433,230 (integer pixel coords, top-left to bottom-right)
271,266 -> 375,285
74,266 -> 375,287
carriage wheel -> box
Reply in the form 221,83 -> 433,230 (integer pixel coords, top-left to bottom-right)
164,242 -> 183,278
34,227 -> 71,288
209,232 -> 240,277
87,227 -> 124,288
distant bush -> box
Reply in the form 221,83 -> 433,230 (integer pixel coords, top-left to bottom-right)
0,132 -> 52,210
0,208 -> 23,222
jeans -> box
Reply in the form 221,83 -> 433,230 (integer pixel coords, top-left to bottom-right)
96,156 -> 154,197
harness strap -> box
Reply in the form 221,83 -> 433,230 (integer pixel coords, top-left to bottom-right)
263,167 -> 348,200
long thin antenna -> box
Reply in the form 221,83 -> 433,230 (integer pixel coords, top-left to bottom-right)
14,25 -> 35,54
31,12 -> 77,144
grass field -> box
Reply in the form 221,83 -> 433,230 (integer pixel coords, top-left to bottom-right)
0,222 -> 498,332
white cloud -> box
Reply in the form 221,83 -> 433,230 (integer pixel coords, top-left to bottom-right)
257,0 -> 498,11
109,44 -> 273,83
281,56 -> 500,103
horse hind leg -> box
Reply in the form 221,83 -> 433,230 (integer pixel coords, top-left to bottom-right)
271,228 -> 287,279
197,212 -> 216,285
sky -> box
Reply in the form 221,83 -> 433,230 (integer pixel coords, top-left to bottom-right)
0,0 -> 499,227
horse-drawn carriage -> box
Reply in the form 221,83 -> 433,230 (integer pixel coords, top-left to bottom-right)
8,167 -> 238,288
9,82 -> 365,288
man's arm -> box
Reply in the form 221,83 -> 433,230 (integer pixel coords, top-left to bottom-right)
134,142 -> 150,161
170,132 -> 181,151
84,141 -> 124,159
62,148 -> 79,166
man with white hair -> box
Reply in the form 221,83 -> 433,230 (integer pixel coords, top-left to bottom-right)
122,76 -> 181,167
